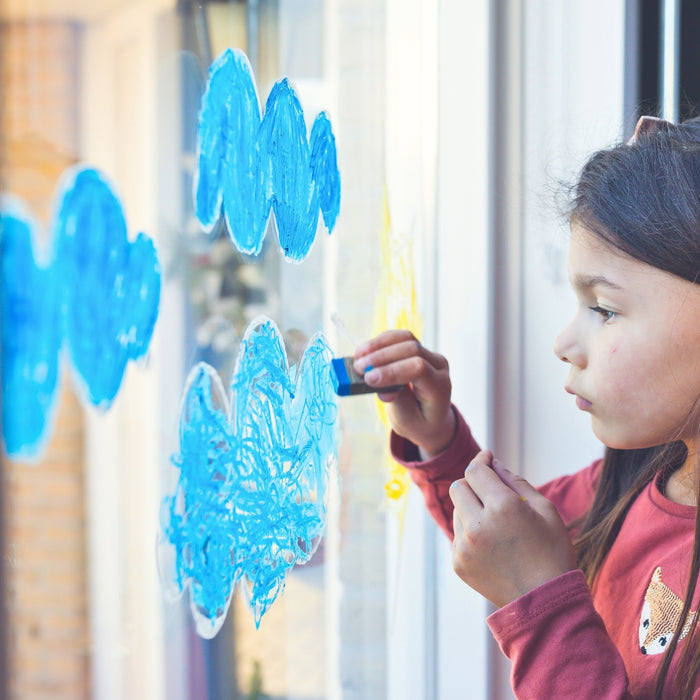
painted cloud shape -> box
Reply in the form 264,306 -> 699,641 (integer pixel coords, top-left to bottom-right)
1,199 -> 62,458
194,48 -> 341,262
0,167 -> 161,459
159,318 -> 338,636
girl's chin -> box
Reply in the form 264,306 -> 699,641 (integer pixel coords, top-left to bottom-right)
592,424 -> 672,451
591,420 -> 639,450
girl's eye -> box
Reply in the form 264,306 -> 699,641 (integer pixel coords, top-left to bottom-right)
589,305 -> 616,322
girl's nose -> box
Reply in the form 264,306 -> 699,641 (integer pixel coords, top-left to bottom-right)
553,321 -> 585,367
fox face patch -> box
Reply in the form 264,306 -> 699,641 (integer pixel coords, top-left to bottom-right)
639,567 -> 696,655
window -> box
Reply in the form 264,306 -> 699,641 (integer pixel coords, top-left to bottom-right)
1,2 -> 639,698
633,0 -> 700,123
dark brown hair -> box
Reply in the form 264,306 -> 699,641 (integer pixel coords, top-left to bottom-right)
569,115 -> 700,699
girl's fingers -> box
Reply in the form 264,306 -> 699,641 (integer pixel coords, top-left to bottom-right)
361,354 -> 441,389
355,347 -> 449,393
354,337 -> 421,371
376,389 -> 405,403
464,452 -> 554,524
354,329 -> 417,357
353,330 -> 454,455
490,458 -> 542,503
354,335 -> 449,374
462,450 -> 535,508
449,477 -> 483,529
462,450 -> 501,499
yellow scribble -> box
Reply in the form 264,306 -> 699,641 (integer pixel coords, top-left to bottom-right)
373,185 -> 422,532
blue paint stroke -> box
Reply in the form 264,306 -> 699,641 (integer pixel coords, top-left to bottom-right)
0,197 -> 62,458
0,167 -> 161,459
194,48 -> 341,262
261,79 -> 319,260
160,318 -> 338,636
54,167 -> 161,407
309,112 -> 341,233
194,49 -> 271,255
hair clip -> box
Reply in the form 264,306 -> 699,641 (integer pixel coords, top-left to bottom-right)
628,115 -> 673,144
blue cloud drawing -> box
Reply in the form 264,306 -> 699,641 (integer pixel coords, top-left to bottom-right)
54,168 -> 161,406
0,197 -> 62,458
159,318 -> 338,636
194,48 -> 341,262
0,167 -> 161,459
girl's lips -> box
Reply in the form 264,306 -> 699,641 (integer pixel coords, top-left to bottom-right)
566,387 -> 592,411
576,395 -> 593,411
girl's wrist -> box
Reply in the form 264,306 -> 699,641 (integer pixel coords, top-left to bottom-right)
418,407 -> 457,460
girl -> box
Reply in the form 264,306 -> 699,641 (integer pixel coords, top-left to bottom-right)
353,115 -> 700,699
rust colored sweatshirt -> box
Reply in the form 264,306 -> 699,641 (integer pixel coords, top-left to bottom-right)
391,408 -> 699,698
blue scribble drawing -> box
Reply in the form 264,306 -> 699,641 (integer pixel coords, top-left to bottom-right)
159,318 -> 338,636
0,168 -> 161,459
194,48 -> 341,262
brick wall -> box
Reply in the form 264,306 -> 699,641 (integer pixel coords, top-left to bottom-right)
0,20 -> 91,699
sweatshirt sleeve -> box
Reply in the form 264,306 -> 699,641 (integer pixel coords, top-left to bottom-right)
487,570 -> 632,699
390,407 -> 481,539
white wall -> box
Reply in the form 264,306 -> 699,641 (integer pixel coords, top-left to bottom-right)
518,0 -> 626,485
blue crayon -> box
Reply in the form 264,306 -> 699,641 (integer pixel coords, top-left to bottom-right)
331,357 -> 404,397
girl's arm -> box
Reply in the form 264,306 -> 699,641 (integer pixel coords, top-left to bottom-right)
488,570 -> 633,699
353,329 -> 473,537
361,331 -> 636,697
395,438 -> 633,697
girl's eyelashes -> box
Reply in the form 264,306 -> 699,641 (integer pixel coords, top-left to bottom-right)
589,305 -> 617,322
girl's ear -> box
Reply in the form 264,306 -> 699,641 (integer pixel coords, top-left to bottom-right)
629,115 -> 672,144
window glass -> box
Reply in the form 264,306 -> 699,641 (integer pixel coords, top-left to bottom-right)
0,1 -> 402,698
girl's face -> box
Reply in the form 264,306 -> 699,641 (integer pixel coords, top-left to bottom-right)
554,223 -> 700,450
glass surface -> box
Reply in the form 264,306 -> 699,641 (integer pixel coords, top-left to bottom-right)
0,1 -> 396,698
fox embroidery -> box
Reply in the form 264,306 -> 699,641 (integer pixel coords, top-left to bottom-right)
639,567 -> 696,655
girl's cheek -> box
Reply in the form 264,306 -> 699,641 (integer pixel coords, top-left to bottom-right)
597,348 -> 628,393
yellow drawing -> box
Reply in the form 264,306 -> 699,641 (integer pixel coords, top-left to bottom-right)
373,185 -> 422,527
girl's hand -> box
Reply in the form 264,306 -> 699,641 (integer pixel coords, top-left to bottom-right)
450,450 -> 577,608
353,330 -> 455,458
